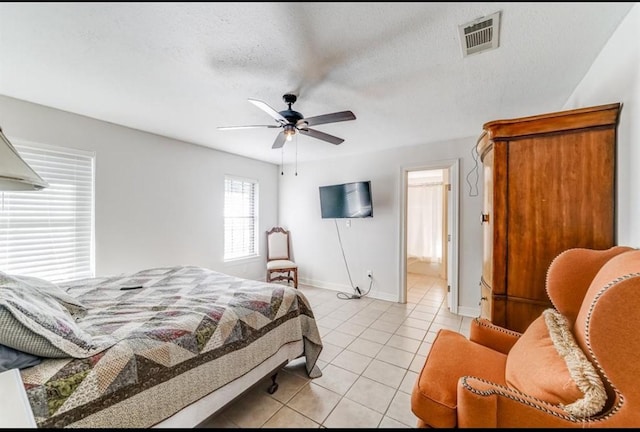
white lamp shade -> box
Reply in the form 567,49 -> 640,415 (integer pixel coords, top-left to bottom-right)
0,128 -> 49,191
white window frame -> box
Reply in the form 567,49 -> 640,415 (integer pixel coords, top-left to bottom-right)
223,175 -> 259,262
0,139 -> 95,283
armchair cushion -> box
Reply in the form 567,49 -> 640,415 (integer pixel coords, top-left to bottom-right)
505,309 -> 606,418
266,260 -> 297,270
412,329 -> 508,428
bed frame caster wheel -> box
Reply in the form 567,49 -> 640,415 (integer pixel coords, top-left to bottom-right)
267,372 -> 279,394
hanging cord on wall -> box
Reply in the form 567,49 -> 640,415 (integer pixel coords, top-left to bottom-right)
334,219 -> 368,300
465,138 -> 480,197
295,134 -> 298,176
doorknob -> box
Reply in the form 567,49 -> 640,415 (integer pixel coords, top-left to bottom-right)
481,213 -> 490,224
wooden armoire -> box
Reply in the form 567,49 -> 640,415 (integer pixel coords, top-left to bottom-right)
477,103 -> 620,333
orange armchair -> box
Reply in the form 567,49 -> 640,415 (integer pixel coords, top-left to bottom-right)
411,246 -> 640,428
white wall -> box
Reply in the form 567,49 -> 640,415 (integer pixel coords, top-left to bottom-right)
0,95 -> 280,280
564,3 -> 640,248
278,137 -> 483,309
279,4 -> 639,314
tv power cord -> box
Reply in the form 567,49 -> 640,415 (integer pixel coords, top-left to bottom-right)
337,273 -> 374,300
334,219 -> 374,300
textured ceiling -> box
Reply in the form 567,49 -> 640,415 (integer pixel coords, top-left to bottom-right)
0,2 -> 634,165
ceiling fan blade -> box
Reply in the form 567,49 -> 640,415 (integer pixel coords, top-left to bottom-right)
272,131 -> 287,149
248,98 -> 287,124
217,125 -> 281,130
298,127 -> 344,145
301,110 -> 356,127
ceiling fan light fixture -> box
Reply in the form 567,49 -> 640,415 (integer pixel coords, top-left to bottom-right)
284,124 -> 296,141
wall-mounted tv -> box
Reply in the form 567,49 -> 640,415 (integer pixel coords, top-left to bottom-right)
319,181 -> 373,219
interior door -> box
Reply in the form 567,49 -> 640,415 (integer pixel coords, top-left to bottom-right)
446,180 -> 453,309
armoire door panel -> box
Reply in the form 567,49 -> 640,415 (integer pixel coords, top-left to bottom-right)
491,294 -> 506,328
491,142 -> 509,298
477,103 -> 619,332
481,144 -> 494,289
480,278 -> 492,320
505,130 -> 615,302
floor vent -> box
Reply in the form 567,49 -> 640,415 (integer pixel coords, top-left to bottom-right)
459,11 -> 501,57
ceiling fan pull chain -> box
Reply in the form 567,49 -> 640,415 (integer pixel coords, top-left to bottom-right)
295,135 -> 298,176
281,147 -> 284,175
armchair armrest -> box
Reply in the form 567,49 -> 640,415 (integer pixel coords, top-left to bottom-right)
469,318 -> 521,354
457,376 -> 601,428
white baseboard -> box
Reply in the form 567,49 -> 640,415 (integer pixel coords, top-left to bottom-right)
300,277 -> 400,303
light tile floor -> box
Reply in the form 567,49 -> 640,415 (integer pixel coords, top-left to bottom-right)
198,272 -> 473,428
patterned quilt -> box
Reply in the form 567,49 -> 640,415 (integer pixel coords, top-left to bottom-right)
19,266 -> 323,428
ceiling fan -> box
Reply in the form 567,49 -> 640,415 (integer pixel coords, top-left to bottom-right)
217,94 -> 356,149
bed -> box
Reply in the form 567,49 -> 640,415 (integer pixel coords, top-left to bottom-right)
0,265 -> 323,428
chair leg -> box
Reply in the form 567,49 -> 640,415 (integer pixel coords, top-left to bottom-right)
294,269 -> 298,289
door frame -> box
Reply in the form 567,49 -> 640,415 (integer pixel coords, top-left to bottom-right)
399,159 -> 459,312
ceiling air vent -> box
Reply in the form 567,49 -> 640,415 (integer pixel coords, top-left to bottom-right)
459,11 -> 501,57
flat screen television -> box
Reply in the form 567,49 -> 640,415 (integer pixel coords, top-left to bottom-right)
319,181 -> 373,218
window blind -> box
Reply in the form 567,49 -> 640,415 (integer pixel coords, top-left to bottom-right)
0,141 -> 95,283
224,176 -> 258,260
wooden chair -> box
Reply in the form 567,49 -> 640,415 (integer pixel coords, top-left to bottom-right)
266,227 -> 298,288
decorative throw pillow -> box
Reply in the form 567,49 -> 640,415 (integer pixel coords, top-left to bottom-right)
5,273 -> 88,319
505,309 -> 606,418
0,343 -> 41,372
0,273 -> 113,358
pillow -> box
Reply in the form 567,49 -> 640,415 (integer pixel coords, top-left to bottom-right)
505,309 -> 606,418
2,272 -> 87,318
0,272 -> 113,358
0,343 -> 41,372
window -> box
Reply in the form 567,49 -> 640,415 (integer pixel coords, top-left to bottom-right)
224,176 -> 258,261
0,141 -> 95,283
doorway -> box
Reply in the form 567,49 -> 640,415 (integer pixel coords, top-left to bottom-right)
399,160 -> 459,312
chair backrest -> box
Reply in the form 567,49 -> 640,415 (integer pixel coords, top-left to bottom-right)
572,249 -> 640,420
546,246 -> 634,324
507,247 -> 640,424
266,227 -> 290,261
545,247 -> 640,422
